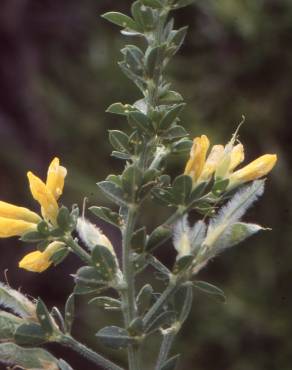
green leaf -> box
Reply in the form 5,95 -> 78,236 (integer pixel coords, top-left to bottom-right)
161,354 -> 181,370
89,296 -> 121,311
96,326 -> 135,350
159,90 -> 184,104
122,165 -> 143,202
0,343 -> 58,369
75,266 -> 109,287
146,225 -> 172,252
109,130 -> 130,152
145,310 -> 176,333
102,12 -> 139,30
172,0 -> 195,9
141,0 -> 163,8
137,284 -> 153,315
173,255 -> 194,274
57,206 -> 75,231
171,138 -> 192,154
20,230 -> 44,242
128,317 -> 144,335
14,323 -> 47,346
36,299 -> 54,336
172,174 -> 192,205
91,245 -> 117,280
106,102 -> 136,115
37,220 -> 50,236
161,125 -> 188,140
65,294 -> 75,333
168,26 -> 188,54
212,178 -> 230,195
128,111 -> 154,133
151,188 -> 174,206
131,227 -> 146,253
90,206 -> 122,228
193,281 -> 226,303
145,45 -> 165,77
159,104 -> 185,130
131,1 -> 155,30
97,181 -> 127,207
0,311 -> 22,342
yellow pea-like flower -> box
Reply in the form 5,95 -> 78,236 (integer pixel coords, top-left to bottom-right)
0,201 -> 41,223
46,157 -> 67,200
0,217 -> 37,238
199,145 -> 224,182
229,144 -> 245,172
184,135 -> 210,182
229,154 -> 277,186
19,241 -> 65,273
27,171 -> 59,224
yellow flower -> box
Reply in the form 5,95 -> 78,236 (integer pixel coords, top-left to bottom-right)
184,135 -> 210,182
184,134 -> 277,188
228,154 -> 277,187
19,241 -> 65,273
0,157 -> 67,238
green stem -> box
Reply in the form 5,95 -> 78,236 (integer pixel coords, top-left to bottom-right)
155,332 -> 176,370
63,235 -> 92,265
121,206 -> 140,370
59,335 -> 123,370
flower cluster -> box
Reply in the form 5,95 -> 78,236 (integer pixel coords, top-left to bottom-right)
0,158 -> 67,272
184,134 -> 277,189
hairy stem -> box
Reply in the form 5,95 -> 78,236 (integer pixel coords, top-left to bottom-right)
59,335 -> 124,370
62,235 -> 92,264
121,206 -> 140,370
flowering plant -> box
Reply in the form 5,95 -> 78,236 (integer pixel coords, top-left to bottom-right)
0,1 -> 276,370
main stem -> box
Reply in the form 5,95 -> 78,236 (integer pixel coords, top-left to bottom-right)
121,206 -> 140,370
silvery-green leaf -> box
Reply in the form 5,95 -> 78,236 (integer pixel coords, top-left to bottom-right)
89,296 -> 121,311
172,0 -> 195,9
146,225 -> 172,252
96,326 -> 135,350
106,102 -> 136,116
172,175 -> 192,205
140,0 -> 163,9
14,323 -> 47,346
0,343 -> 58,369
137,284 -> 153,315
109,130 -> 130,152
193,281 -> 226,303
97,181 -> 127,207
90,206 -> 122,228
65,294 -> 75,333
0,283 -> 36,319
174,283 -> 193,324
159,90 -> 183,104
101,12 -> 139,31
145,310 -> 176,333
159,104 -> 185,130
131,227 -> 147,253
173,255 -> 193,274
0,311 -> 22,342
91,245 -> 118,280
36,299 -> 55,336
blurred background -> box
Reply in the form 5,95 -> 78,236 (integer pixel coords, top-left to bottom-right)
0,0 -> 290,369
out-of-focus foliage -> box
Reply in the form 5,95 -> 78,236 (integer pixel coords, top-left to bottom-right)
0,0 -> 290,369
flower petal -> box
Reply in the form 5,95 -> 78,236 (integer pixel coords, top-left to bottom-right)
0,201 -> 41,223
199,145 -> 224,182
46,157 -> 67,200
184,135 -> 210,182
18,251 -> 52,273
229,154 -> 277,185
0,217 -> 37,238
27,171 -> 58,223
229,143 -> 245,172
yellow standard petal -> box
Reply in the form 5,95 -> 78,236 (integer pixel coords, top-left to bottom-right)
46,157 -> 67,200
229,154 -> 277,185
229,143 -> 245,172
199,145 -> 224,182
0,201 -> 41,223
27,171 -> 58,223
184,135 -> 210,182
0,217 -> 37,238
19,251 -> 52,273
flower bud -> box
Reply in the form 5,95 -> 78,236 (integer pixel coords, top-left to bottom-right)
184,135 -> 210,182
